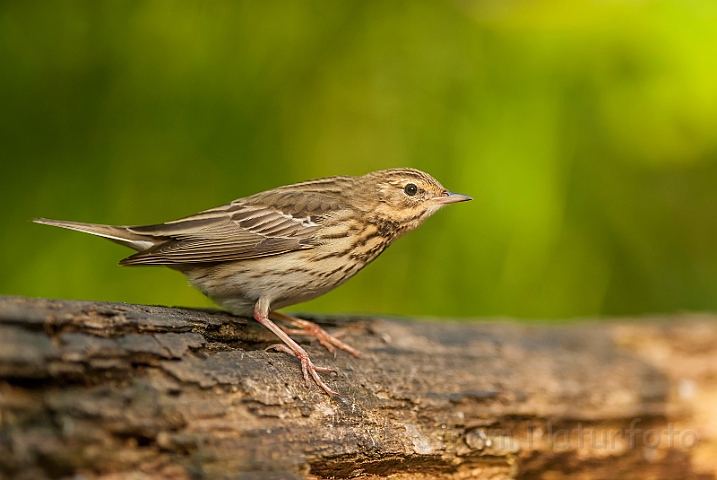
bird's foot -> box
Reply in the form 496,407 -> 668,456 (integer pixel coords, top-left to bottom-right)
266,344 -> 339,397
271,312 -> 362,358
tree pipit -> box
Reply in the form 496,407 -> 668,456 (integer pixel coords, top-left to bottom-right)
35,168 -> 471,396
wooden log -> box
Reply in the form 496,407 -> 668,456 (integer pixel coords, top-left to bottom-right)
0,296 -> 714,479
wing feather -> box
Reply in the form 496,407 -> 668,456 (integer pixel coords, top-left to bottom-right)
119,202 -> 327,266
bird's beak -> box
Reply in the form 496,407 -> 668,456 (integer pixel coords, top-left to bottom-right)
433,191 -> 473,205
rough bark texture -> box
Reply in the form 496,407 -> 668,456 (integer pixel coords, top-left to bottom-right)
0,296 -> 715,479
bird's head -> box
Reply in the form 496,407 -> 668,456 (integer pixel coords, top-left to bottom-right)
360,168 -> 472,234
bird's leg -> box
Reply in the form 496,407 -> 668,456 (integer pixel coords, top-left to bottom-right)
270,311 -> 362,359
253,299 -> 339,397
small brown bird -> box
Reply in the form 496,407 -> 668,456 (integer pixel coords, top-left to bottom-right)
35,168 -> 471,396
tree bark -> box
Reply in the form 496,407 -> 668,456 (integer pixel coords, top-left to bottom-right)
0,296 -> 714,479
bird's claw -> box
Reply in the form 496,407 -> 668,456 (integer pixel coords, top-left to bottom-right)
266,343 -> 339,396
275,315 -> 362,358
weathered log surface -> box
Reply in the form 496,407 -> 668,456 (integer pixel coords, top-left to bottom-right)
0,296 -> 716,479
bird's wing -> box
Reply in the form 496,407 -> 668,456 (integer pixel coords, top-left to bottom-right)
119,198 -> 336,265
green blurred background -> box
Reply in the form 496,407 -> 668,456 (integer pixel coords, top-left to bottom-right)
2,1 -> 717,319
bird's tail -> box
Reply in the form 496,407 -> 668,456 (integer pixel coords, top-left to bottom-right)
33,218 -> 155,251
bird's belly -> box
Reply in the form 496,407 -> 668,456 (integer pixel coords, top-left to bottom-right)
182,249 -> 370,315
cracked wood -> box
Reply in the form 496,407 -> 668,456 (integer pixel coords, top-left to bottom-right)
0,296 -> 715,479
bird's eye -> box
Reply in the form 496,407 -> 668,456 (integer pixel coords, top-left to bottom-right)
404,183 -> 418,196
